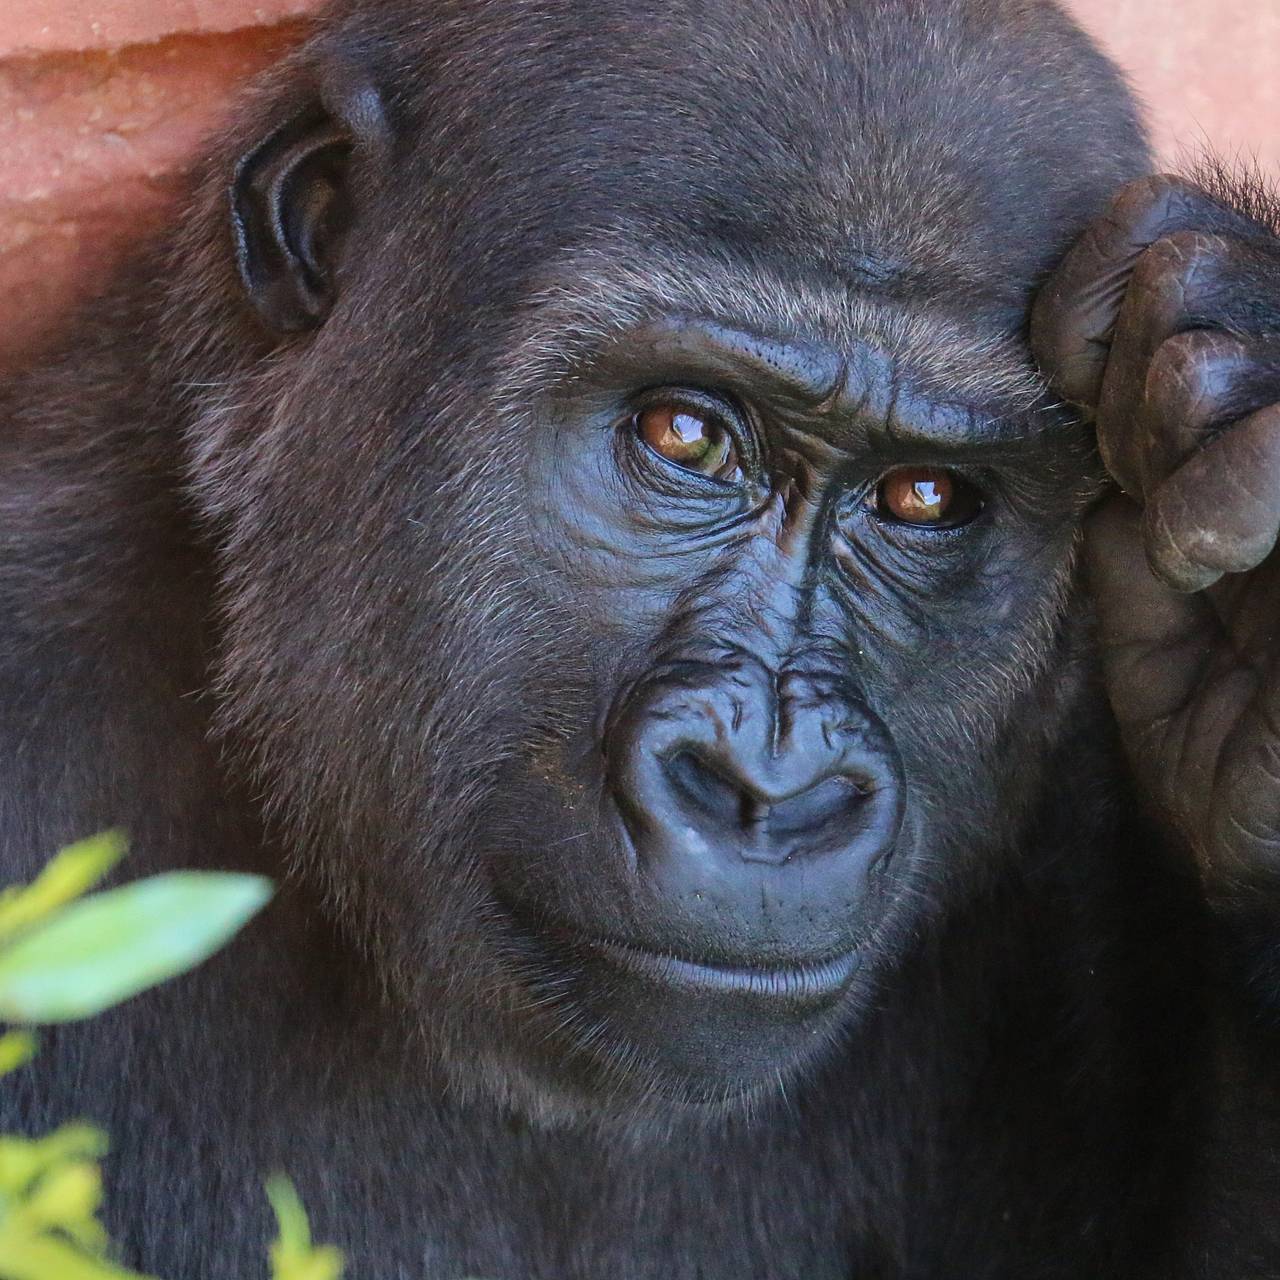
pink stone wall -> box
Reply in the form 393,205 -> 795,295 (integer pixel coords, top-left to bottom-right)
1071,0 -> 1280,166
1,0 -> 1278,370
0,1 -> 314,372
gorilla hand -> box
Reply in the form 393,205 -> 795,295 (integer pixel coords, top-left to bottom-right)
1033,174 -> 1280,925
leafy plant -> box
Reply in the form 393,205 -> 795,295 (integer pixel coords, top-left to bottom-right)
0,833 -> 342,1280
0,832 -> 272,1024
265,1176 -> 343,1280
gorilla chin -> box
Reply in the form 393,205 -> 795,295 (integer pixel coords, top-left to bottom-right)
492,889 -> 877,1106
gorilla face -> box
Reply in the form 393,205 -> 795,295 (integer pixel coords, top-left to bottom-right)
483,300 -> 1096,1100
194,0 -> 1147,1112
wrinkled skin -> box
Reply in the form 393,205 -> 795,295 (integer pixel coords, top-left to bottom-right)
1034,174 -> 1280,997
3,0 -> 1280,1276
492,307 -> 1094,1099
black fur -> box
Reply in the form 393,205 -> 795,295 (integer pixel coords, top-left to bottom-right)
2,0 -> 1278,1275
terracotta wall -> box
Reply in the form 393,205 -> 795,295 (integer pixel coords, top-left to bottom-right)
0,0 -> 315,372
1,0 -> 1278,371
1072,0 -> 1280,165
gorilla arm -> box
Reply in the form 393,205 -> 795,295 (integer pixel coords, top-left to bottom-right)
1032,172 -> 1280,1007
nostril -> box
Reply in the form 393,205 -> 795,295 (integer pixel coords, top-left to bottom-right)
765,775 -> 867,837
663,749 -> 871,839
664,750 -> 752,827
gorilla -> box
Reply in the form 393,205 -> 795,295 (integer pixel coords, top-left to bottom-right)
3,0 -> 1280,1274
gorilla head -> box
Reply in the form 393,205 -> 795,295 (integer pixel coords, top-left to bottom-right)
171,0 -> 1147,1112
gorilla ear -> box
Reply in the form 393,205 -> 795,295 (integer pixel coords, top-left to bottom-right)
231,98 -> 371,334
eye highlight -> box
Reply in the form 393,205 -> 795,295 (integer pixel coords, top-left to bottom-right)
635,403 -> 740,481
870,467 -> 984,528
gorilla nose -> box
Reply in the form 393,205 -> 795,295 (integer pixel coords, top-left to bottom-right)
606,657 -> 903,883
661,746 -> 868,864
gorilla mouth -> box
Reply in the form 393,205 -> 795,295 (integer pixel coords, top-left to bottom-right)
590,936 -> 862,1006
496,893 -> 862,1011
490,891 -> 868,1101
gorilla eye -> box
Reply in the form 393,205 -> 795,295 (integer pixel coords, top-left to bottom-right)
871,467 -> 984,527
635,403 -> 740,481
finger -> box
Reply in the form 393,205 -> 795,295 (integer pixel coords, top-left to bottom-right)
1142,403 -> 1280,592
1095,231 -> 1236,496
1092,232 -> 1280,496
1209,625 -> 1280,874
1136,330 -> 1280,493
1031,175 -> 1259,412
1084,494 -> 1214,735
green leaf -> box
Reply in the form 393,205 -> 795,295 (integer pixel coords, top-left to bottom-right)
265,1175 -> 312,1254
271,1243 -> 344,1280
0,873 -> 273,1023
0,1033 -> 36,1078
20,1160 -> 105,1235
0,1126 -> 108,1197
266,1176 -> 343,1280
0,1231 -> 150,1280
0,834 -> 127,946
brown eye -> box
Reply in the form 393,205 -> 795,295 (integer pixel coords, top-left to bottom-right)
636,404 -> 739,480
873,467 -> 983,527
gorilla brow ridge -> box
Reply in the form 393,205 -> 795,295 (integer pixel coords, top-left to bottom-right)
498,238 -> 1050,427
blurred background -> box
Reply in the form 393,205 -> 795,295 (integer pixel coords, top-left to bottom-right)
1,0 -> 1277,371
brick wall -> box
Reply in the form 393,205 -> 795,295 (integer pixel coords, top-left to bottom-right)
1,0 -> 1277,371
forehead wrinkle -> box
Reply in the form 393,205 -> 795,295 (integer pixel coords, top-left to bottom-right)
615,316 -> 850,410
498,240 -> 1049,427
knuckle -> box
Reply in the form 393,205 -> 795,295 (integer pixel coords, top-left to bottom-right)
1107,174 -> 1212,237
1116,172 -> 1223,227
1133,231 -> 1226,291
1148,331 -> 1280,434
1147,330 -> 1204,380
1124,233 -> 1231,334
1142,333 -> 1251,467
1153,229 -> 1225,264
1127,241 -> 1177,296
1146,330 -> 1238,399
1142,336 -> 1199,420
1144,494 -> 1220,583
1110,174 -> 1188,222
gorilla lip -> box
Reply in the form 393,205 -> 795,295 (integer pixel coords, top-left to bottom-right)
589,936 -> 862,1006
496,892 -> 861,1008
